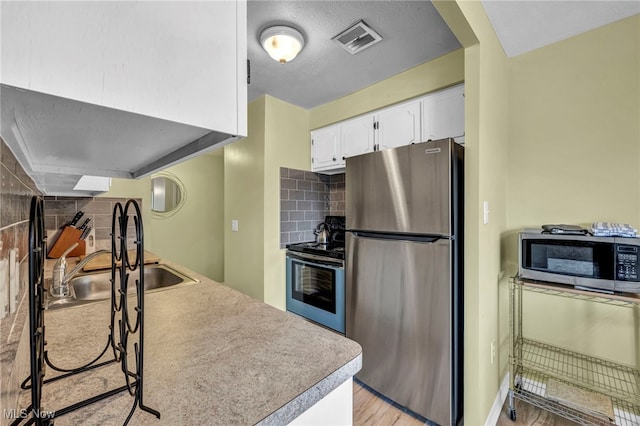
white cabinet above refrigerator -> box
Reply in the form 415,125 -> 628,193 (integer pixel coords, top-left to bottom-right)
422,84 -> 465,144
310,83 -> 463,173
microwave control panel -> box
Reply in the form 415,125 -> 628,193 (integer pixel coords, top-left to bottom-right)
616,245 -> 639,281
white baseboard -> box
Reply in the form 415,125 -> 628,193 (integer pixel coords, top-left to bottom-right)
484,373 -> 510,426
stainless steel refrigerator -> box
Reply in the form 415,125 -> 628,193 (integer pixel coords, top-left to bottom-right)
346,138 -> 463,426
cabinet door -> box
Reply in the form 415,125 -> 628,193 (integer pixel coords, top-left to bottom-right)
422,84 -> 465,143
341,115 -> 375,159
311,125 -> 343,171
1,1 -> 245,134
377,101 -> 422,151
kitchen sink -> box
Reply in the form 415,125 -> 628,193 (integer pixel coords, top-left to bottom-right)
46,264 -> 198,310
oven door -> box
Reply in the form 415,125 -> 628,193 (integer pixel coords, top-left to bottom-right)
286,252 -> 345,334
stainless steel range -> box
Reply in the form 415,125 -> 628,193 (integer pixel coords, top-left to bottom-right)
285,216 -> 345,334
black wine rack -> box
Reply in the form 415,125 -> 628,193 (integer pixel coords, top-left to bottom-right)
14,197 -> 159,425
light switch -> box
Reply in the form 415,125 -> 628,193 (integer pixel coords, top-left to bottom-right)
231,220 -> 239,232
483,201 -> 490,225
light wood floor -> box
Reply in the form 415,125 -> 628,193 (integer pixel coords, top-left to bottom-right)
353,382 -> 425,425
354,382 -> 578,426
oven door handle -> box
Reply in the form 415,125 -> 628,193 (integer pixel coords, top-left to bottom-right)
286,251 -> 344,268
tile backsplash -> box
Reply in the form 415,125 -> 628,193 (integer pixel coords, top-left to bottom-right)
279,168 -> 345,248
0,138 -> 41,423
44,196 -> 141,253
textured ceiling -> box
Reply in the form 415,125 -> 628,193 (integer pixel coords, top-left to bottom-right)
247,0 -> 461,110
249,1 -> 639,111
482,0 -> 640,58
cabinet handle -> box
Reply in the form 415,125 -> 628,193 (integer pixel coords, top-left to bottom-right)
342,156 -> 346,160
332,157 -> 336,161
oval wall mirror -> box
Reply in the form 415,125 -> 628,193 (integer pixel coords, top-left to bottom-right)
150,172 -> 186,217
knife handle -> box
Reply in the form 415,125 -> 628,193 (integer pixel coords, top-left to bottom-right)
69,211 -> 84,227
78,218 -> 91,230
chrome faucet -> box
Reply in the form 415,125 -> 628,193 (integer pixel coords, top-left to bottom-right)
50,245 -> 111,298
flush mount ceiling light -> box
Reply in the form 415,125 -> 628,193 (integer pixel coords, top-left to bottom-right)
260,25 -> 305,64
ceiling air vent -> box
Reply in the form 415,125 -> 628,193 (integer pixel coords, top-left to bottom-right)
332,20 -> 382,55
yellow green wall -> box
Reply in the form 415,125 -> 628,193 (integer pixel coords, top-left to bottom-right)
310,49 -> 464,130
436,3 -> 639,423
224,98 -> 266,299
434,1 -> 510,423
102,153 -> 225,281
507,14 -> 640,229
505,14 -> 640,365
263,96 -> 311,308
223,95 -> 309,307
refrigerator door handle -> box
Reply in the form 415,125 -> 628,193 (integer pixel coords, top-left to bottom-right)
349,230 -> 446,244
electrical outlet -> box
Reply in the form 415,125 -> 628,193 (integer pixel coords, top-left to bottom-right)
490,340 -> 497,364
231,220 -> 239,232
85,228 -> 96,255
9,249 -> 18,314
0,259 -> 8,319
13,251 -> 19,310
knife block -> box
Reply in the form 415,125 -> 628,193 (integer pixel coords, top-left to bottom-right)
47,226 -> 86,258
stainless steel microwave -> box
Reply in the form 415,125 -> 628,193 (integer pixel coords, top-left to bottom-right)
519,230 -> 640,293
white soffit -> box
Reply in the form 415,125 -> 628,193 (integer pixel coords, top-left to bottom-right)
0,85 -> 211,178
481,1 -> 640,58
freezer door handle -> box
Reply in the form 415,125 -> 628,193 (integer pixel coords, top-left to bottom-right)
349,230 -> 445,244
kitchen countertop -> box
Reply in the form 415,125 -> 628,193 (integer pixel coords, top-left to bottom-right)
20,260 -> 362,425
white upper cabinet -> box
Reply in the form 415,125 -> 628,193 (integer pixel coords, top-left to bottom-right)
377,100 -> 422,151
422,84 -> 465,143
0,1 -> 247,195
1,1 -> 245,132
311,84 -> 464,173
311,124 -> 343,171
341,115 -> 375,159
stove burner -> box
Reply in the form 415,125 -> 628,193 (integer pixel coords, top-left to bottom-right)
303,242 -> 332,249
286,241 -> 345,260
